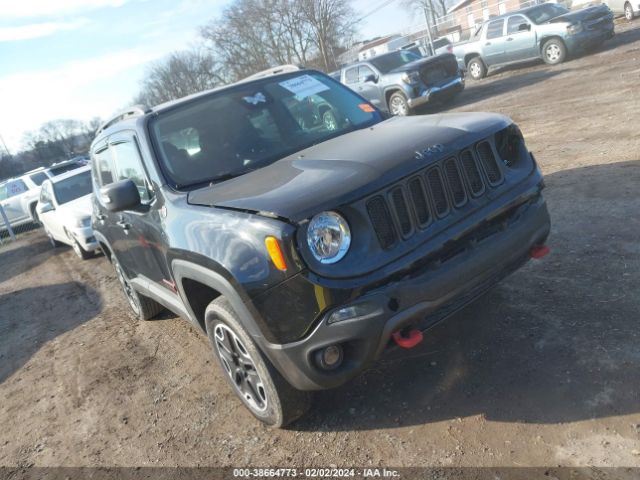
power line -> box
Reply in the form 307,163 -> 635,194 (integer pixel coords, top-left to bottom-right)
356,0 -> 398,22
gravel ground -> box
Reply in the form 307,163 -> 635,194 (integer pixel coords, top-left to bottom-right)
1,21 -> 639,474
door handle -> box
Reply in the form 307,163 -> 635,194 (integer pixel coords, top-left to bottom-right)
96,213 -> 107,221
506,37 -> 514,41
116,220 -> 131,231
485,42 -> 491,46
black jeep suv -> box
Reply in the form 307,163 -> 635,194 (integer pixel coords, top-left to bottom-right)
90,68 -> 550,427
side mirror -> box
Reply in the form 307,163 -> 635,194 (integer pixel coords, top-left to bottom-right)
37,202 -> 54,214
519,23 -> 531,31
99,179 -> 141,212
364,74 -> 378,83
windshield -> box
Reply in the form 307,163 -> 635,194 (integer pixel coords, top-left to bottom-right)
369,51 -> 421,73
526,4 -> 569,24
52,170 -> 92,205
149,71 -> 382,188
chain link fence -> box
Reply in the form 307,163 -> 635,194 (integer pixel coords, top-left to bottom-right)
0,203 -> 41,246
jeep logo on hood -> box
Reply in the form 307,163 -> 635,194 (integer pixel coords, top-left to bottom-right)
415,144 -> 445,160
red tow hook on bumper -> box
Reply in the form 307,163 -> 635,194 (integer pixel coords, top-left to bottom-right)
392,329 -> 423,349
530,244 -> 550,259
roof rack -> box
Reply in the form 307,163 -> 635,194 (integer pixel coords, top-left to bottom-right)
96,105 -> 147,136
238,65 -> 301,83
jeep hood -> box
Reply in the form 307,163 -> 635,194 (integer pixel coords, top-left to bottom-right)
187,113 -> 511,222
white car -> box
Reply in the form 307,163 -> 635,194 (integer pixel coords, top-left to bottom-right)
0,159 -> 87,233
604,0 -> 639,20
36,167 -> 99,259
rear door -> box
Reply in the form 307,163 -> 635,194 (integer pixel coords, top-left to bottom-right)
482,19 -> 509,66
0,179 -> 29,224
505,15 -> 537,61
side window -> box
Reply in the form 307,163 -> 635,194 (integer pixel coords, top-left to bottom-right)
507,15 -> 529,34
110,140 -> 152,203
0,184 -> 7,201
93,146 -> 115,186
6,179 -> 27,197
29,172 -> 48,186
344,67 -> 359,84
358,66 -> 375,83
486,19 -> 505,39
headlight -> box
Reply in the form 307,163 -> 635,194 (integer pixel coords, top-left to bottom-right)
74,217 -> 91,228
401,72 -> 420,85
567,22 -> 583,35
306,211 -> 351,264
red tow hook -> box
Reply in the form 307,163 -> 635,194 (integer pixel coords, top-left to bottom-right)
530,244 -> 550,259
392,329 -> 423,349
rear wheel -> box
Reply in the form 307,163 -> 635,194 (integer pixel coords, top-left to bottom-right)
467,57 -> 487,80
112,256 -> 164,320
542,38 -> 567,65
205,297 -> 312,427
322,109 -> 338,131
625,2 -> 634,21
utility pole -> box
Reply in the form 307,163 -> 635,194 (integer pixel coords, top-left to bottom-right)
422,5 -> 435,56
0,133 -> 11,158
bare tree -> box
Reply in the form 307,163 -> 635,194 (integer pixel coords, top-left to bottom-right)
299,0 -> 357,72
200,0 -> 357,80
402,0 -> 448,28
134,49 -> 223,107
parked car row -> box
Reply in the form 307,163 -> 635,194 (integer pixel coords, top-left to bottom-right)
64,65 -> 552,428
0,158 -> 87,234
452,3 -> 615,80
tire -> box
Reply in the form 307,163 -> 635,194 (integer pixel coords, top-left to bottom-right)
30,205 -> 40,226
72,240 -> 91,260
625,2 -> 634,21
542,38 -> 567,65
44,228 -> 61,248
112,256 -> 164,320
322,109 -> 338,131
388,92 -> 411,116
205,297 -> 312,427
467,57 -> 487,80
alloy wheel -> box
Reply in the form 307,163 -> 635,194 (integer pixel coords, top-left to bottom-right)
390,97 -> 408,116
546,44 -> 561,62
323,111 -> 338,131
213,323 -> 268,413
114,262 -> 140,315
625,4 -> 633,20
470,62 -> 481,79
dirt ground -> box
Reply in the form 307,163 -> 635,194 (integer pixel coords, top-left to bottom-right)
1,22 -> 639,473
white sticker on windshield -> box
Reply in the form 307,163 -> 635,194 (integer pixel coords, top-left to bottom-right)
279,74 -> 329,99
243,92 -> 266,105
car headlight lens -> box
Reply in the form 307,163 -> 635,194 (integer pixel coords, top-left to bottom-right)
74,217 -> 91,228
567,22 -> 583,35
306,211 -> 351,264
401,72 -> 420,84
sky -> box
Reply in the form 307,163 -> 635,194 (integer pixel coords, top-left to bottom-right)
0,0 -> 420,153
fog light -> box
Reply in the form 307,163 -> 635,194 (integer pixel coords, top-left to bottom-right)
326,301 -> 383,325
315,345 -> 343,370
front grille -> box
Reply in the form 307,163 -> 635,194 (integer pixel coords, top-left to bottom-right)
476,141 -> 503,185
367,138 -> 505,249
367,196 -> 397,249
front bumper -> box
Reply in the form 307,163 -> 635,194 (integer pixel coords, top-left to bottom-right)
261,191 -> 550,391
407,76 -> 465,109
565,24 -> 615,52
68,226 -> 99,251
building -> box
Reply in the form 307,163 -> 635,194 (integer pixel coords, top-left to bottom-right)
435,0 -> 542,40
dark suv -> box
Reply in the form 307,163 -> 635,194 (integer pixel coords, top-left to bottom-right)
90,68 -> 550,427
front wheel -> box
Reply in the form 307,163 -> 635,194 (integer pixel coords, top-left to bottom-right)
467,57 -> 487,80
542,39 -> 567,65
205,297 -> 312,427
625,2 -> 635,21
388,92 -> 410,116
72,240 -> 91,260
322,109 -> 338,131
